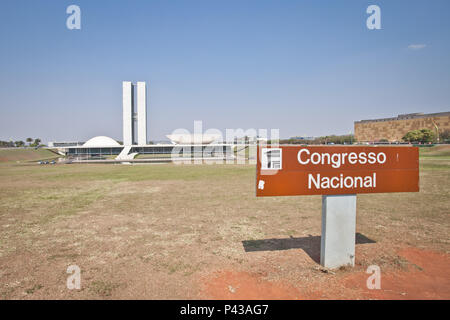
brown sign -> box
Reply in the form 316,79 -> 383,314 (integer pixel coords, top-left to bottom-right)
256,145 -> 419,196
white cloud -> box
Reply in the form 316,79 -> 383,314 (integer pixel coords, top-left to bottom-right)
408,44 -> 427,50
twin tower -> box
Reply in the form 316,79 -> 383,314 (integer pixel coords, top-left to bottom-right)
122,81 -> 147,145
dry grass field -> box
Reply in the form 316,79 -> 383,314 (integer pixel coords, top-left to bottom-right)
0,148 -> 59,162
0,146 -> 449,299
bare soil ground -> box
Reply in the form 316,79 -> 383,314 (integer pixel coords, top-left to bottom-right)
0,146 -> 449,299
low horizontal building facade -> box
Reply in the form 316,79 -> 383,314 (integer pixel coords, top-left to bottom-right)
48,141 -> 85,148
64,144 -> 235,160
354,112 -> 450,142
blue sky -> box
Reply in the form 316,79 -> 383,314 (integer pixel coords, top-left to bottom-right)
0,0 -> 449,143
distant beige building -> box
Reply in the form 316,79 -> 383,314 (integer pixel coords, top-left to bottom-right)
354,112 -> 450,142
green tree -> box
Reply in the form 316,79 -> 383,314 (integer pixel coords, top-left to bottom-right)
14,141 -> 25,147
402,129 -> 435,143
402,130 -> 421,143
33,138 -> 41,147
419,129 -> 435,143
26,137 -> 33,146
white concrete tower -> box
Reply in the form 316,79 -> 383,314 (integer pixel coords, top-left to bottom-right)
122,81 -> 134,145
137,82 -> 147,145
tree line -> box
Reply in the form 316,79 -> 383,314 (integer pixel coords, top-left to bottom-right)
0,138 -> 43,148
402,128 -> 450,144
278,134 -> 355,145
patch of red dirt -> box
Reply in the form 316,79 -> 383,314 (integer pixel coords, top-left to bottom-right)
202,271 -> 304,299
201,247 -> 450,299
342,247 -> 450,299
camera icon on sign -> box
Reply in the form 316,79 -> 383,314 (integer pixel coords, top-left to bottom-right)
261,148 -> 282,170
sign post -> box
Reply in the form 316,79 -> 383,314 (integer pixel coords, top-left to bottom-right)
321,194 -> 356,268
256,145 -> 419,269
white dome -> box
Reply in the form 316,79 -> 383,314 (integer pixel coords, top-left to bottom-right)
83,136 -> 120,147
